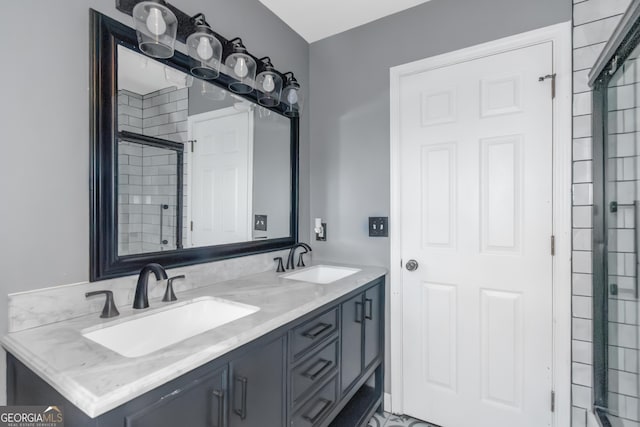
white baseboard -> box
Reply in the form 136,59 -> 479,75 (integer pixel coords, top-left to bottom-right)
384,393 -> 392,413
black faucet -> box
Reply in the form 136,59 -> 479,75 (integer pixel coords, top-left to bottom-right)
133,263 -> 168,309
287,243 -> 312,270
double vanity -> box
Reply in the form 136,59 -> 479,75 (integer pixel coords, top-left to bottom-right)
3,264 -> 386,427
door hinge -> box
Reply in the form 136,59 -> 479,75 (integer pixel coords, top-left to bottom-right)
551,390 -> 555,412
189,140 -> 196,152
538,74 -> 556,99
551,235 -> 555,256
400,259 -> 403,268
190,221 -> 194,232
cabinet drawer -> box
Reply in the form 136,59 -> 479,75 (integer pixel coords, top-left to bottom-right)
291,376 -> 338,427
292,340 -> 339,405
292,308 -> 338,357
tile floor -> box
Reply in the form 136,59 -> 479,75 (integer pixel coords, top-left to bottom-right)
367,412 -> 440,427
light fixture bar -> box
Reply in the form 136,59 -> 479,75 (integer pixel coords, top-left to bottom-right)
116,0 -> 300,113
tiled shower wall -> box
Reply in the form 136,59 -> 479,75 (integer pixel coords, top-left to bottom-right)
571,0 -> 633,426
117,86 -> 189,254
117,90 -> 144,254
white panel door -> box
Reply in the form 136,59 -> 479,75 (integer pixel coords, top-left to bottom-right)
400,42 -> 553,427
190,109 -> 252,246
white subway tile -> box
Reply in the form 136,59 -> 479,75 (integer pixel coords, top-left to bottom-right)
573,0 -> 630,26
573,362 -> 593,387
573,295 -> 593,318
573,273 -> 593,296
574,16 -> 621,49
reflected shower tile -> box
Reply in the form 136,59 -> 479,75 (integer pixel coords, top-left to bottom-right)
574,229 -> 593,251
610,345 -> 625,371
574,137 -> 593,161
573,183 -> 593,206
573,340 -> 593,364
625,349 -> 639,373
573,318 -> 593,342
573,251 -> 593,274
573,295 -> 593,319
574,161 -> 593,183
574,115 -> 592,138
574,206 -> 593,228
573,273 -> 593,296
573,384 -> 591,409
573,362 -> 593,387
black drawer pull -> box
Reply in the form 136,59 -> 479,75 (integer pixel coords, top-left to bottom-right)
355,301 -> 363,323
365,298 -> 373,320
233,376 -> 248,420
302,358 -> 333,381
212,390 -> 224,427
302,322 -> 332,339
302,398 -> 332,424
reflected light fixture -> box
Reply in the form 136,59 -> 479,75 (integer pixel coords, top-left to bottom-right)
195,79 -> 227,101
132,0 -> 178,59
224,38 -> 256,94
283,72 -> 303,117
256,57 -> 283,107
186,14 -> 222,80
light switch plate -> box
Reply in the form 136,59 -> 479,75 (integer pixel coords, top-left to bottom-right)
369,217 -> 388,237
254,215 -> 267,231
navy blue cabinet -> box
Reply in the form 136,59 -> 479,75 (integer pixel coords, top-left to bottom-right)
229,336 -> 285,427
7,277 -> 384,427
341,284 -> 383,396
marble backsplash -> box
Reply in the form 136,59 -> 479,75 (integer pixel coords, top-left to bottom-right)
8,250 -> 289,333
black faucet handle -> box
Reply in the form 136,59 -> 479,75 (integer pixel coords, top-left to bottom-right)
86,290 -> 120,319
297,250 -> 308,268
163,275 -> 185,302
274,257 -> 285,273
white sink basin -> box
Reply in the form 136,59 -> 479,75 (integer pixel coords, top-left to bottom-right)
83,297 -> 259,358
281,265 -> 361,284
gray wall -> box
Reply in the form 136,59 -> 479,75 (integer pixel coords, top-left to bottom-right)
308,0 -> 571,393
0,0 -> 309,405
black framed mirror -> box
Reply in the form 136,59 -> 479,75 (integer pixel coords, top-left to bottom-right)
90,9 -> 299,281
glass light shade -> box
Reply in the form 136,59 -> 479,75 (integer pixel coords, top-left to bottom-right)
256,69 -> 283,107
225,51 -> 256,94
283,79 -> 303,117
195,79 -> 227,101
187,26 -> 222,80
132,1 -> 178,59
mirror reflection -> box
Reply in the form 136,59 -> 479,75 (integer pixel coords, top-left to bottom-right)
116,45 -> 292,256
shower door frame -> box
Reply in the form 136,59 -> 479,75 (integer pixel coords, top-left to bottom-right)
591,6 -> 640,424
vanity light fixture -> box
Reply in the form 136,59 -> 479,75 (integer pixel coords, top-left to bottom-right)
117,0 -> 303,114
283,72 -> 303,117
132,0 -> 178,59
186,14 -> 222,79
224,38 -> 257,94
256,57 -> 283,107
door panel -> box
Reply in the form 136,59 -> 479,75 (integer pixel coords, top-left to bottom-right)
400,42 -> 554,427
340,294 -> 363,394
229,336 -> 285,427
364,286 -> 381,369
190,110 -> 252,246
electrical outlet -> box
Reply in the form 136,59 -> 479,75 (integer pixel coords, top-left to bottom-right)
369,217 -> 388,237
254,214 -> 267,231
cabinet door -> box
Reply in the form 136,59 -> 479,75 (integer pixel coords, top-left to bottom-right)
125,366 -> 227,427
229,335 -> 285,427
340,293 -> 364,394
364,284 -> 382,370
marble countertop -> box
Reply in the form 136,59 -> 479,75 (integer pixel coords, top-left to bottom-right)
1,263 -> 386,418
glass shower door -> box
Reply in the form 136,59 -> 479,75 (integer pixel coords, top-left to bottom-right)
601,42 -> 640,425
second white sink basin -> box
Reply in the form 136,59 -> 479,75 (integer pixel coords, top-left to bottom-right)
281,265 -> 361,284
83,297 -> 259,358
